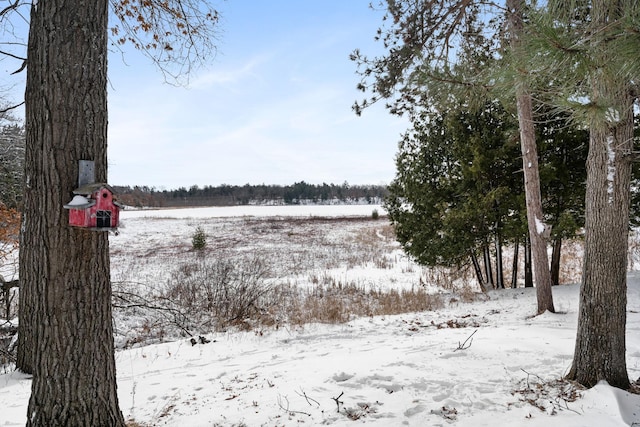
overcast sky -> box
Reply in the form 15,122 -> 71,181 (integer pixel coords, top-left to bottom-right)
106,1 -> 408,189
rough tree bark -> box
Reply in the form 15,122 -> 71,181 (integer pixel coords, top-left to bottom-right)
483,243 -> 494,289
18,0 -> 125,424
495,232 -> 504,289
470,250 -> 487,292
550,238 -> 562,286
524,233 -> 533,288
511,237 -> 519,288
567,29 -> 632,388
507,0 -> 554,313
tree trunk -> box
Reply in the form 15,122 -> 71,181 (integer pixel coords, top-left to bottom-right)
567,13 -> 631,386
524,235 -> 533,288
507,0 -> 554,313
483,242 -> 494,289
517,93 -> 554,312
495,231 -> 504,289
19,0 -> 125,424
470,250 -> 487,292
550,237 -> 562,286
511,237 -> 519,288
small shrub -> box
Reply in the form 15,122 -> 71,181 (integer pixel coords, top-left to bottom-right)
165,256 -> 271,329
191,226 -> 207,250
371,209 -> 379,220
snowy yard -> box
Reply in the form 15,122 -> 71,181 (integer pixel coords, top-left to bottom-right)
1,205 -> 640,426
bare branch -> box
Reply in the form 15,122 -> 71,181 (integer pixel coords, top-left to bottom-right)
10,59 -> 26,75
0,279 -> 19,292
0,49 -> 26,62
295,389 -> 320,407
0,102 -> 24,115
0,0 -> 21,19
453,329 -> 477,351
112,289 -> 194,337
109,0 -> 221,84
277,394 -> 312,417
331,391 -> 344,413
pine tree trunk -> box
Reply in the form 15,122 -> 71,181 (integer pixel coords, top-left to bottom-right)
550,237 -> 562,286
568,18 -> 631,386
511,237 -> 519,288
19,0 -> 125,424
524,235 -> 533,288
470,250 -> 487,292
517,92 -> 554,312
483,243 -> 494,289
495,232 -> 504,289
507,0 -> 554,313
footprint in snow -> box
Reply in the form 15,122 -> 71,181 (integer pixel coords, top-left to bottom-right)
333,372 -> 355,382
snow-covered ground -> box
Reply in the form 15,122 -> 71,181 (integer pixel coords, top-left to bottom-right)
1,205 -> 640,426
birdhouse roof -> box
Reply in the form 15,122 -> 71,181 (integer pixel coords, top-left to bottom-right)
63,195 -> 96,209
72,182 -> 116,195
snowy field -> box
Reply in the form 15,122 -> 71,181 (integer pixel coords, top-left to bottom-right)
119,204 -> 386,219
1,205 -> 640,426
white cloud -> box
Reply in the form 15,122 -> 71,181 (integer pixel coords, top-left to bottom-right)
106,1 -> 407,188
189,53 -> 273,89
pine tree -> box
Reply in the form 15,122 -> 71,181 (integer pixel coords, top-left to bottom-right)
385,101 -> 524,285
521,0 -> 639,389
353,0 -> 556,312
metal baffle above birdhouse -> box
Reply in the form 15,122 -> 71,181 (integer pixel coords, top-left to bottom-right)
63,161 -> 122,231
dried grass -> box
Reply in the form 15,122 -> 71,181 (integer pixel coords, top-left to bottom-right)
110,215 -> 591,346
263,282 -> 444,327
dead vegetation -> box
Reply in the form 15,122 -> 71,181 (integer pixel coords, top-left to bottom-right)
106,214 -> 584,347
266,282 -> 444,327
109,215 -> 460,346
1,212 -> 588,351
512,370 -> 584,416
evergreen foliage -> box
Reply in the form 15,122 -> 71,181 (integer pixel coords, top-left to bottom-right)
537,110 -> 589,242
191,226 -> 207,251
385,101 -> 522,269
385,100 -> 590,285
113,182 -> 387,208
521,0 -> 640,390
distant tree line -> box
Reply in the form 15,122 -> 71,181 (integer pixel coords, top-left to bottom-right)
113,181 -> 388,208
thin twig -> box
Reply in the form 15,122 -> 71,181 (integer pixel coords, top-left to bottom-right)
521,368 -> 545,388
296,388 -> 320,407
277,394 -> 311,417
112,291 -> 194,336
332,391 -> 344,413
454,329 -> 477,351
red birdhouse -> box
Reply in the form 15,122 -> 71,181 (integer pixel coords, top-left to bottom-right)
64,183 -> 122,230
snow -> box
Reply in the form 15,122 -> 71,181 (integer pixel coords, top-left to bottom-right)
67,195 -> 89,206
64,194 -> 95,208
121,204 -> 386,219
605,108 -> 621,124
607,135 -> 616,204
535,216 -> 545,235
568,94 -> 591,105
1,206 -> 639,426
